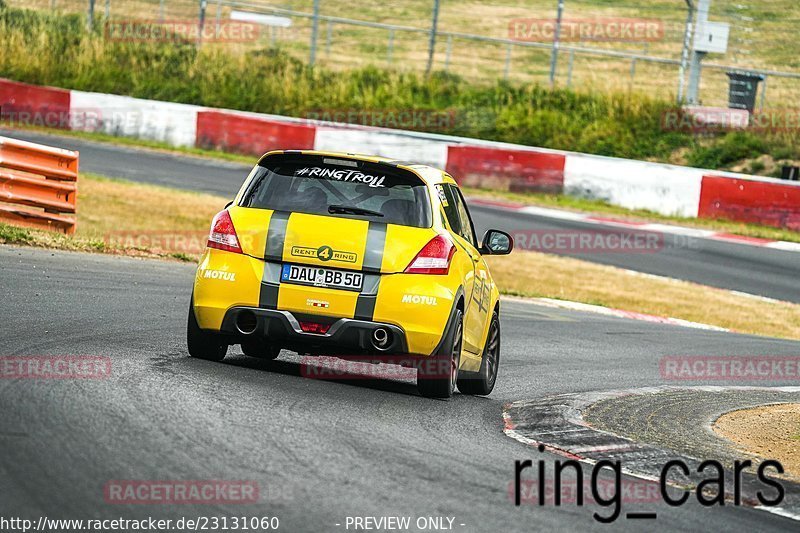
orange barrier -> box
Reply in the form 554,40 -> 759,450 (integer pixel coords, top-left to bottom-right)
0,136 -> 78,234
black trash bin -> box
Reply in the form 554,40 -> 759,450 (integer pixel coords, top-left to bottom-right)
726,71 -> 765,113
781,165 -> 799,181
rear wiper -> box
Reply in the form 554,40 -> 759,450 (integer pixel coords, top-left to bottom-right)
328,205 -> 384,217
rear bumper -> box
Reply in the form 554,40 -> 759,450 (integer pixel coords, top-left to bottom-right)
192,248 -> 461,356
219,306 -> 410,356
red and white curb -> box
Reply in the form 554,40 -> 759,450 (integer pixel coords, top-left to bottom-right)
470,198 -> 800,253
503,296 -> 730,333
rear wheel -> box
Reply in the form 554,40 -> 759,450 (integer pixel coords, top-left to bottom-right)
187,299 -> 228,361
241,339 -> 281,360
417,309 -> 462,399
457,311 -> 500,396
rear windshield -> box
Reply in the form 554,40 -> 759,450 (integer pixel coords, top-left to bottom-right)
239,155 -> 431,228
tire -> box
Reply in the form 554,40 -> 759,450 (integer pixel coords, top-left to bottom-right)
457,310 -> 500,396
417,309 -> 463,399
241,339 -> 281,360
187,299 -> 228,361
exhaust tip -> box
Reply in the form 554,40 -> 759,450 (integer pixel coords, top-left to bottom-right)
236,310 -> 258,335
372,327 -> 392,350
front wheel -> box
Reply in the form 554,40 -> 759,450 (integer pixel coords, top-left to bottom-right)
417,309 -> 463,399
457,311 -> 500,396
187,299 -> 228,361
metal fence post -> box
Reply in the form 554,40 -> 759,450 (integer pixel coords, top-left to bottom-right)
309,0 -> 320,66
215,0 -> 223,38
197,0 -> 207,47
425,0 -> 440,76
677,0 -> 695,103
549,0 -> 565,86
87,0 -> 95,30
159,0 -> 165,23
686,0 -> 710,104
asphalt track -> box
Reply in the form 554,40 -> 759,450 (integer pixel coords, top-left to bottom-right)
3,129 -> 800,302
2,129 -> 800,531
2,245 -> 800,531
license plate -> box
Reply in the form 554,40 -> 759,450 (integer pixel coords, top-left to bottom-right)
281,264 -> 363,291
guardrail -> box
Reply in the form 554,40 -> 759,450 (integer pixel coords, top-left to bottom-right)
0,136 -> 78,234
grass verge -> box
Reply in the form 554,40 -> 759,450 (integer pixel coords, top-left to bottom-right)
1,172 -> 799,340
0,173 -> 227,261
486,251 -> 800,340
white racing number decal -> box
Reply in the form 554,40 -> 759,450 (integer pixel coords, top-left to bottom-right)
295,167 -> 387,188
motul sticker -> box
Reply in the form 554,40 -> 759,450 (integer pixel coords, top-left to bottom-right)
402,294 -> 438,306
203,269 -> 236,282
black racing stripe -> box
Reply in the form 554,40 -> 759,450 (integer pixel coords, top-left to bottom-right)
264,211 -> 290,262
354,289 -> 379,321
362,221 -> 387,273
259,283 -> 280,310
259,248 -> 284,310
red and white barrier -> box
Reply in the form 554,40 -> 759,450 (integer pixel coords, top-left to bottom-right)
2,77 -> 799,231
70,90 -> 201,147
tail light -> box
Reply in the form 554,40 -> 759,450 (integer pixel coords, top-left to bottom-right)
404,235 -> 456,275
207,210 -> 243,254
299,322 -> 331,335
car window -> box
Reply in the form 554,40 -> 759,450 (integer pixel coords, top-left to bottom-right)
240,155 -> 431,228
441,184 -> 476,247
437,184 -> 463,237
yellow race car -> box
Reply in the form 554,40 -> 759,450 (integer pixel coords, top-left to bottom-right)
188,150 -> 513,398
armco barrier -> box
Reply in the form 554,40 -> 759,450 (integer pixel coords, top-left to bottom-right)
2,77 -> 800,230
197,111 -> 316,154
70,90 -> 201,147
699,175 -> 800,231
446,145 -> 565,193
0,78 -> 71,127
0,136 -> 78,234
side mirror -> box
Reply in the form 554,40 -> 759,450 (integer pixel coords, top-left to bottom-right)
480,229 -> 513,255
